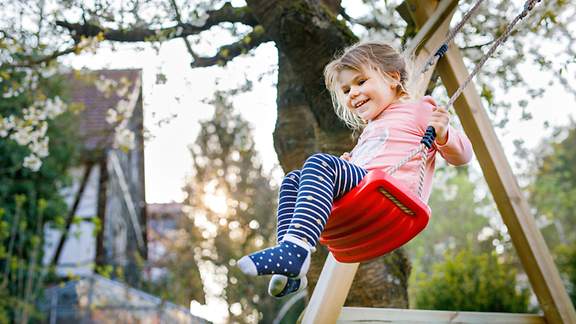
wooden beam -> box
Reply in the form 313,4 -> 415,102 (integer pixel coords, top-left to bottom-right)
50,162 -> 94,267
402,0 -> 459,56
338,307 -> 546,323
301,254 -> 358,323
301,2 -> 457,322
407,1 -> 576,323
95,157 -> 108,268
109,151 -> 145,251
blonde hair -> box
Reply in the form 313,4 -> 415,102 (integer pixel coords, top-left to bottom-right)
324,42 -> 418,130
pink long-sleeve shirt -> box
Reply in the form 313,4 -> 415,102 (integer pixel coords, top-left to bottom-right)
349,96 -> 473,203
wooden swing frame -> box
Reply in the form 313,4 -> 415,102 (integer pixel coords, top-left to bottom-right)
300,1 -> 576,323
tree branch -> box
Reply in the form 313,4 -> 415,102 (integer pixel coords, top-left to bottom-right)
1,45 -> 78,69
191,26 -> 271,67
169,0 -> 202,63
460,39 -> 495,51
55,3 -> 258,42
338,6 -> 394,30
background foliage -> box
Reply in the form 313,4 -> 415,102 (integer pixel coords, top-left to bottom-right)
0,70 -> 81,322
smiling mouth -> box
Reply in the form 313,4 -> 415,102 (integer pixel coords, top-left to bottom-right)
354,99 -> 369,109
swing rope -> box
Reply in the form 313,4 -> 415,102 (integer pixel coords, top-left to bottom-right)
418,0 -> 486,75
389,0 -> 541,200
444,0 -> 541,109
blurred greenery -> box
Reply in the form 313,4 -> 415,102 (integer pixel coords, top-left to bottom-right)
407,166 -> 530,312
529,121 -> 576,306
413,248 -> 530,313
408,121 -> 576,313
0,69 -> 81,322
146,91 -> 285,323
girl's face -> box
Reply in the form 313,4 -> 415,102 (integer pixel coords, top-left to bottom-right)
338,67 -> 399,122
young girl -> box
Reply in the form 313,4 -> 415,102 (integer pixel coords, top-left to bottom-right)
238,42 -> 473,297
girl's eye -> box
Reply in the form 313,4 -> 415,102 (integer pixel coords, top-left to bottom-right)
358,79 -> 366,85
343,89 -> 350,94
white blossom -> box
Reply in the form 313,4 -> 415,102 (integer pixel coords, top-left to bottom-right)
114,127 -> 135,151
106,108 -> 119,124
23,154 -> 42,171
10,125 -> 33,145
3,86 -> 20,98
189,11 -> 209,27
77,36 -> 101,54
115,77 -> 131,97
44,96 -> 66,118
23,106 -> 47,121
95,76 -> 117,95
0,116 -> 15,137
35,121 -> 48,138
30,137 -> 49,158
116,99 -> 132,115
175,26 -> 184,37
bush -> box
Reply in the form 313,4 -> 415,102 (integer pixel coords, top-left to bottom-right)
413,249 -> 530,313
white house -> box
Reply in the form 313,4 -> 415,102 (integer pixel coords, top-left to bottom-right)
43,69 -> 147,285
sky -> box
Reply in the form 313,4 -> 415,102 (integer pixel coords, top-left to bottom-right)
60,4 -> 576,323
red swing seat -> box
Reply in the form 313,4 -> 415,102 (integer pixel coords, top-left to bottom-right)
319,169 -> 431,263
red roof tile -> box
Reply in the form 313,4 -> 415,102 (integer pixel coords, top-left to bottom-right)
65,69 -> 142,151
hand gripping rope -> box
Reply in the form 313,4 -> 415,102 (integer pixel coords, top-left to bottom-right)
319,0 -> 541,263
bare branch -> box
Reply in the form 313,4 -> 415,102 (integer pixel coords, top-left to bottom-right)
460,39 -> 495,51
169,0 -> 201,63
55,3 -> 258,43
338,6 -> 402,38
191,26 -> 270,68
1,45 -> 78,69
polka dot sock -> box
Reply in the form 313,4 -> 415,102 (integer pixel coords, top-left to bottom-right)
268,274 -> 308,298
237,236 -> 311,278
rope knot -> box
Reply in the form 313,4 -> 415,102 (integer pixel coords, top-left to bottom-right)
420,126 -> 436,149
524,0 -> 539,12
434,44 -> 449,58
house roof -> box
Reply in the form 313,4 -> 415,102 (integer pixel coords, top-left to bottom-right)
42,274 -> 210,323
66,69 -> 142,151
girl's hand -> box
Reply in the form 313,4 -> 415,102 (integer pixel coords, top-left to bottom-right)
340,152 -> 351,161
429,106 -> 450,145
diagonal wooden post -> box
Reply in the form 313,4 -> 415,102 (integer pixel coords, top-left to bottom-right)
301,1 -> 458,322
407,1 -> 576,323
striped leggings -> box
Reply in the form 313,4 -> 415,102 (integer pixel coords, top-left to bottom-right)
277,153 -> 368,247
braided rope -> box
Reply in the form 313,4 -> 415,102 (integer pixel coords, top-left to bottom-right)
378,188 -> 415,215
445,0 -> 541,108
418,0 -> 486,75
387,145 -> 424,175
417,148 -> 430,198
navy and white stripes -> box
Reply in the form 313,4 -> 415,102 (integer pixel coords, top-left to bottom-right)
282,153 -> 368,247
276,170 -> 300,243
238,153 -> 368,281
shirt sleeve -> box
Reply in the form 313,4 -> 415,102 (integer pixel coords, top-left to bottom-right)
434,126 -> 474,166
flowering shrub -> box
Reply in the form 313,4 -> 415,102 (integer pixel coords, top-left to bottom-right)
0,57 -> 81,321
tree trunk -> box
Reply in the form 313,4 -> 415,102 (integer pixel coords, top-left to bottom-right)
274,51 -> 318,171
251,0 -> 412,308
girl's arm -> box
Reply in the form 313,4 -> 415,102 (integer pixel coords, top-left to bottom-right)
435,126 -> 474,166
422,99 -> 473,166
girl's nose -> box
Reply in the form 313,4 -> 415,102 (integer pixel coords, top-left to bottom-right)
349,88 -> 360,98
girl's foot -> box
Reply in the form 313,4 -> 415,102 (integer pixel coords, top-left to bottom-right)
237,236 -> 311,278
268,275 -> 308,298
